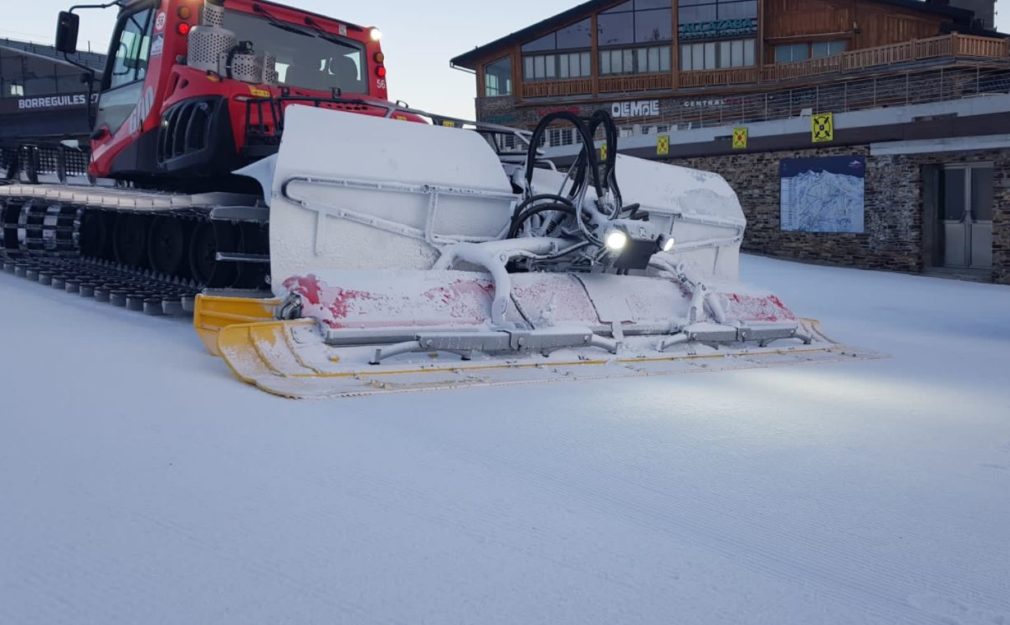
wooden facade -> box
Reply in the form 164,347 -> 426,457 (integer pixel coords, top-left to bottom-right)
453,0 -> 1007,118
763,0 -> 945,47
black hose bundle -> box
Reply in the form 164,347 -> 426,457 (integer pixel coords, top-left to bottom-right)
510,109 -> 638,243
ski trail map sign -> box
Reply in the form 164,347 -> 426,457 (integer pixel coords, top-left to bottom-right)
780,156 -> 866,233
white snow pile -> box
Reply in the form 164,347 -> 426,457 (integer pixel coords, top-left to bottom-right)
1,255 -> 1009,625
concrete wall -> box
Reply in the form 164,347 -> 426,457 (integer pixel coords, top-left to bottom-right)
670,146 -> 1010,284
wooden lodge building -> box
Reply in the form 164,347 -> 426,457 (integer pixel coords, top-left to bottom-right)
451,0 -> 1010,283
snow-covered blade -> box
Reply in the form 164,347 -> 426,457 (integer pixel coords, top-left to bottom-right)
215,106 -> 873,398
203,270 -> 877,399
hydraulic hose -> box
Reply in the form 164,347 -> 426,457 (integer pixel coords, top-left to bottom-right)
510,109 -> 630,261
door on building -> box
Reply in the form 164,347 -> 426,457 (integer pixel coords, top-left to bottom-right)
940,165 -> 993,270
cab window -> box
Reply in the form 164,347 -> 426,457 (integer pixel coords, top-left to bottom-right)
107,8 -> 154,90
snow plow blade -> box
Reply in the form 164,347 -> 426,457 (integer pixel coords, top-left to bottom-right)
208,105 -> 878,398
194,294 -> 282,356
206,269 -> 879,399
214,315 -> 870,400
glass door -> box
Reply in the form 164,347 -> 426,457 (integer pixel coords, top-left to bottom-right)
941,166 -> 993,270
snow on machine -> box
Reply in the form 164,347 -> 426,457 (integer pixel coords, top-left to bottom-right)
194,106 -> 869,398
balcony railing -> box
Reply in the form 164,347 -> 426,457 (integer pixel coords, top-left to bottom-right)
598,73 -> 674,93
660,66 -> 1009,130
521,78 -> 593,98
680,67 -> 760,88
682,33 -> 1010,88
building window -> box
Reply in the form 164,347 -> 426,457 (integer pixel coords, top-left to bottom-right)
774,43 -> 810,64
548,127 -> 577,147
811,40 -> 848,58
678,0 -> 757,23
484,57 -> 512,97
524,52 -> 591,81
680,38 -> 754,70
600,45 -> 671,75
521,18 -> 592,82
522,18 -> 592,53
598,1 -> 673,46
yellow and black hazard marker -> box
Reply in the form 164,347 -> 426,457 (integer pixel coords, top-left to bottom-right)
600,143 -> 608,161
812,113 -> 834,143
732,127 -> 748,150
656,134 -> 670,157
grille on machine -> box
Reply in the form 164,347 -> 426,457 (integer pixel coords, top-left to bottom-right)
157,99 -> 216,163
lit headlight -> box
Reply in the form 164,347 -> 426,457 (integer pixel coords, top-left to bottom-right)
605,230 -> 629,251
661,236 -> 675,253
369,28 -> 383,41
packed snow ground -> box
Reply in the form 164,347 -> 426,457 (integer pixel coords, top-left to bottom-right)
1,255 -> 1009,625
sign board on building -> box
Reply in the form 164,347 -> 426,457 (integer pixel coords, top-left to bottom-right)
780,156 -> 865,233
811,113 -> 834,143
611,100 -> 660,119
656,134 -> 670,156
732,127 -> 748,150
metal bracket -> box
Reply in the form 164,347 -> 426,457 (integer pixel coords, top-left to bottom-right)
369,328 -> 617,365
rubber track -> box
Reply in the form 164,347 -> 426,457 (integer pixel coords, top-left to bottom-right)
1,254 -> 201,316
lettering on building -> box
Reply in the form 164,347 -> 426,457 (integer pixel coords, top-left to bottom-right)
681,99 -> 726,108
679,18 -> 758,40
611,100 -> 660,119
16,94 -> 90,111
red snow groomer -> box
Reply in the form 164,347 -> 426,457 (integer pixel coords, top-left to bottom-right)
84,0 -> 399,188
2,0 -> 420,299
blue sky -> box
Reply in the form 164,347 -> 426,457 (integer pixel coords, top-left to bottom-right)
5,0 -> 1008,120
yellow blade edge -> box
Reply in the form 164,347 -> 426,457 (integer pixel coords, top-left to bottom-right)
215,319 -> 319,397
193,294 -> 282,356
210,323 -> 881,400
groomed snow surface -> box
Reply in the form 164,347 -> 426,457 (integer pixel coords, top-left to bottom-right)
2,255 -> 1009,625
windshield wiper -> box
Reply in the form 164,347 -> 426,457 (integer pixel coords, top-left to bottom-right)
302,17 -> 352,47
268,20 -> 312,37
251,3 -> 313,37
